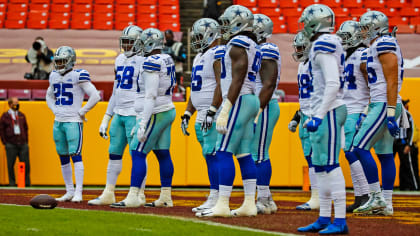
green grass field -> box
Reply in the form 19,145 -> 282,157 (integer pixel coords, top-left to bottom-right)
0,205 -> 283,236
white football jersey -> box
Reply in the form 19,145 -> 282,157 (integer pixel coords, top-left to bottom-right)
308,34 -> 345,117
221,35 -> 260,99
141,53 -> 176,114
255,42 -> 281,100
343,48 -> 370,114
297,60 -> 311,116
108,54 -> 144,116
366,35 -> 403,103
49,69 -> 92,122
190,45 -> 225,123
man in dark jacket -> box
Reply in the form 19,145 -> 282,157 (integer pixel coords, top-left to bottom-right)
0,97 -> 30,186
163,30 -> 186,93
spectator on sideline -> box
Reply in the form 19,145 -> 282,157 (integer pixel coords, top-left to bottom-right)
24,36 -> 54,80
0,97 -> 30,186
393,99 -> 420,190
163,29 -> 186,93
203,0 -> 222,20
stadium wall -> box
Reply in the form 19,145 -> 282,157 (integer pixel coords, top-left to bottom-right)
1,78 -> 419,187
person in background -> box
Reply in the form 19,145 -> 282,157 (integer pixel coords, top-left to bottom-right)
0,97 -> 30,187
203,0 -> 222,20
163,29 -> 186,93
25,36 -> 54,80
393,99 -> 420,190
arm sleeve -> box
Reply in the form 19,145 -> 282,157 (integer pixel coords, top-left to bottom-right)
79,82 -> 101,115
139,71 -> 159,127
105,80 -> 118,116
314,53 -> 341,118
46,85 -> 56,112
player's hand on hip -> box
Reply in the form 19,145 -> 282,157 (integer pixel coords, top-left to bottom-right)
306,117 -> 322,132
137,125 -> 147,143
201,106 -> 217,132
78,110 -> 87,122
180,111 -> 191,136
356,113 -> 367,130
386,106 -> 399,137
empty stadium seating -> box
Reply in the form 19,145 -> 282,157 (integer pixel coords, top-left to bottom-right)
0,0 -> 180,31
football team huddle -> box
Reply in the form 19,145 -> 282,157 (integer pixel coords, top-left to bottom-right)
46,3 -> 404,234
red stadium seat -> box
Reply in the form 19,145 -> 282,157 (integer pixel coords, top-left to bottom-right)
320,0 -> 341,8
6,11 -> 27,21
9,0 -> 29,3
159,0 -> 179,6
0,18 -> 3,28
95,0 -> 113,4
50,3 -> 71,13
28,11 -> 48,20
286,16 -> 299,33
115,20 -> 135,30
333,8 -> 349,17
115,4 -> 135,13
159,14 -> 179,24
348,8 -> 366,17
236,0 -> 257,7
0,12 -> 4,21
138,13 -> 157,23
364,0 -> 385,8
139,0 -> 157,5
342,0 -> 363,8
386,0 -> 409,8
50,12 -> 70,21
378,7 -> 399,17
137,4 -> 157,14
336,16 -> 351,28
31,0 -> 49,3
258,0 -> 278,8
29,3 -> 50,11
49,19 -> 69,29
93,4 -> 113,13
8,89 -> 31,100
389,16 -> 408,26
410,16 -> 420,25
72,3 -> 92,13
31,89 -> 47,100
159,5 -> 178,14
137,21 -> 157,29
93,20 -> 113,30
259,7 -> 281,17
400,8 -> 420,17
278,0 -> 298,8
271,15 -> 286,25
71,19 -> 91,29
272,23 -> 287,33
52,0 -> 71,3
396,24 -> 415,34
72,12 -> 92,21
414,0 -> 420,7
159,22 -> 180,31
115,12 -> 136,22
300,0 -> 321,8
0,3 -> 6,12
282,8 -> 303,16
118,0 -> 135,4
94,12 -> 113,21
0,89 -> 7,100
74,0 -> 93,4
249,7 -> 259,14
27,19 -> 47,29
7,3 -> 28,12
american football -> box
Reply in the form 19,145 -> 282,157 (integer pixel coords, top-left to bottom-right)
29,194 -> 57,209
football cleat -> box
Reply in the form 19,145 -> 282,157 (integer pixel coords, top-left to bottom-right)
267,195 -> 278,213
353,192 -> 386,215
56,192 -> 74,202
231,196 -> 257,217
296,189 -> 320,210
346,194 -> 369,213
319,223 -> 349,235
298,220 -> 330,233
192,194 -> 218,213
372,205 -> 394,216
71,193 -> 83,203
110,187 -> 145,208
145,187 -> 173,208
256,197 -> 271,215
196,196 -> 231,217
88,190 -> 116,206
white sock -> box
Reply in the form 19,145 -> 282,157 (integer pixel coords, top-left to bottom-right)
74,161 -> 84,194
219,185 -> 233,197
61,163 -> 74,194
209,189 -> 219,198
383,190 -> 393,206
349,162 -> 361,196
316,171 -> 332,218
369,182 -> 381,193
243,179 -> 256,196
257,185 -> 270,198
329,167 -> 346,219
350,161 -> 370,196
106,159 -> 122,186
309,167 -> 318,190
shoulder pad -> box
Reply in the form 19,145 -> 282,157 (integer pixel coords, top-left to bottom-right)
313,35 -> 340,54
375,36 -> 397,54
261,43 -> 280,60
77,69 -> 91,81
229,35 -> 252,49
212,45 -> 226,60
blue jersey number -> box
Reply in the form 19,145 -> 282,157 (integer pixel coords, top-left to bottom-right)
366,56 -> 377,84
53,83 -> 73,105
248,51 -> 262,82
344,64 -> 357,90
116,66 -> 134,89
298,73 -> 313,99
191,65 -> 203,92
166,65 -> 176,95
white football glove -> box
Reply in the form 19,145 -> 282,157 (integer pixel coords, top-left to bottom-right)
201,106 -> 217,132
99,114 -> 112,139
137,125 -> 147,143
78,109 -> 88,122
288,120 -> 298,132
180,111 -> 191,136
216,100 -> 232,134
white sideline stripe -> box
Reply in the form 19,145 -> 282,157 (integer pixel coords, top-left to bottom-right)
0,203 -> 296,236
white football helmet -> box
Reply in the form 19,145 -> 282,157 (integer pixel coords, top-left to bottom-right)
359,10 -> 389,43
218,5 -> 254,40
337,20 -> 363,50
191,18 -> 221,53
253,14 -> 273,43
53,46 -> 76,75
120,25 -> 143,57
292,32 -> 310,62
298,4 -> 335,41
139,28 -> 164,55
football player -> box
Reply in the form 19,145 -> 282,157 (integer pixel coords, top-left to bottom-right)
111,28 -> 176,208
289,31 -> 320,211
88,25 -> 144,206
336,21 -> 371,213
197,5 -> 261,217
352,11 -> 404,216
297,4 -> 348,234
181,18 -> 224,213
251,14 -> 280,215
46,46 -> 101,203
